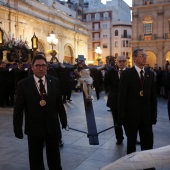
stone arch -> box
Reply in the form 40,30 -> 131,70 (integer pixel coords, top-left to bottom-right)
146,51 -> 157,67
164,50 -> 170,65
64,44 -> 74,64
142,14 -> 154,22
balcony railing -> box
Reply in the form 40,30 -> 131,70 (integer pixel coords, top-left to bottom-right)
92,38 -> 100,41
137,33 -> 170,40
121,35 -> 131,38
92,28 -> 101,31
83,17 -> 111,22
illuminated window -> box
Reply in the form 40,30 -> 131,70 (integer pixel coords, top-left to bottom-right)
144,23 -> 152,35
103,44 -> 108,48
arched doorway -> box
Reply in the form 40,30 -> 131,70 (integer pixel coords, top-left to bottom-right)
146,51 -> 156,68
164,51 -> 170,65
64,44 -> 74,64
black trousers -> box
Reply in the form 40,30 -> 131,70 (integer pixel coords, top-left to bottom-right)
111,107 -> 124,141
125,124 -> 155,170
27,134 -> 62,170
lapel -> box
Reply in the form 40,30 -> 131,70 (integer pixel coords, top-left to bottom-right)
46,75 -> 53,102
29,76 -> 41,100
115,70 -> 119,81
144,68 -> 151,89
132,66 -> 141,82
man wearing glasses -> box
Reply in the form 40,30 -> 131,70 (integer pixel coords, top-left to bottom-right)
13,55 -> 67,170
104,55 -> 127,145
118,49 -> 157,170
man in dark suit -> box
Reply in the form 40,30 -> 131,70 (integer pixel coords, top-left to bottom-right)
14,61 -> 29,89
0,61 -> 11,107
104,55 -> 127,145
118,49 -> 157,170
13,55 -> 67,170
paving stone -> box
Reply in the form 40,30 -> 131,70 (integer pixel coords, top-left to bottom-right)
0,91 -> 170,170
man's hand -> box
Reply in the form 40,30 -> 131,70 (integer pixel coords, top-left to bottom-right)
15,133 -> 23,139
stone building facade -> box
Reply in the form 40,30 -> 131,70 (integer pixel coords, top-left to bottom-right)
131,0 -> 170,67
83,0 -> 132,65
0,0 -> 89,64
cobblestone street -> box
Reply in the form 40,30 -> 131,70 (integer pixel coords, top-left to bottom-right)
0,90 -> 170,170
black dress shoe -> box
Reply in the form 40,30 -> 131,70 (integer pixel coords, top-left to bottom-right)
136,140 -> 141,145
58,139 -> 64,147
116,140 -> 123,145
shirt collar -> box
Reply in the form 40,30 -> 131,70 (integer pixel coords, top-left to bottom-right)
33,75 -> 46,83
134,65 -> 145,74
119,67 -> 126,71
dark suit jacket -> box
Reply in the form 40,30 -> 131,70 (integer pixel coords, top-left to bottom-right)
104,68 -> 120,108
13,75 -> 67,136
14,68 -> 28,88
118,67 -> 157,126
104,68 -> 129,108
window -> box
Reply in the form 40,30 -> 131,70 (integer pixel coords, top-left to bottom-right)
126,40 -> 129,47
144,23 -> 152,35
95,13 -> 100,20
169,21 -> 170,34
87,14 -> 91,21
94,23 -> 99,30
103,12 -> 109,19
115,30 -> 118,36
123,40 -> 125,47
103,34 -> 107,38
103,44 -> 108,48
124,30 -> 127,38
103,24 -> 107,28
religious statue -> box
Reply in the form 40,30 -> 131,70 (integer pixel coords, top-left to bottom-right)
145,0 -> 152,5
49,50 -> 59,64
76,69 -> 93,100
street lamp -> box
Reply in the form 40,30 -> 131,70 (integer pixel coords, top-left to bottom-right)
95,46 -> 102,64
46,31 -> 58,50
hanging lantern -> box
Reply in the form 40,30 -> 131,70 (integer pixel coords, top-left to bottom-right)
31,33 -> 38,50
0,27 -> 4,46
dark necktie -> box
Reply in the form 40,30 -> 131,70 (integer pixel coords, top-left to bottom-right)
140,70 -> 144,83
38,79 -> 46,94
119,69 -> 123,78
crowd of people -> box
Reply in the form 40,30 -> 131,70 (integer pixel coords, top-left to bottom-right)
0,49 -> 170,169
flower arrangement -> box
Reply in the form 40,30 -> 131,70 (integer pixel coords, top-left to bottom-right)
0,33 -> 30,52
0,33 -> 31,63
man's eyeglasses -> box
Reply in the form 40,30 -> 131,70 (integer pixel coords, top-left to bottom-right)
34,64 -> 47,69
118,60 -> 126,63
137,54 -> 148,58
